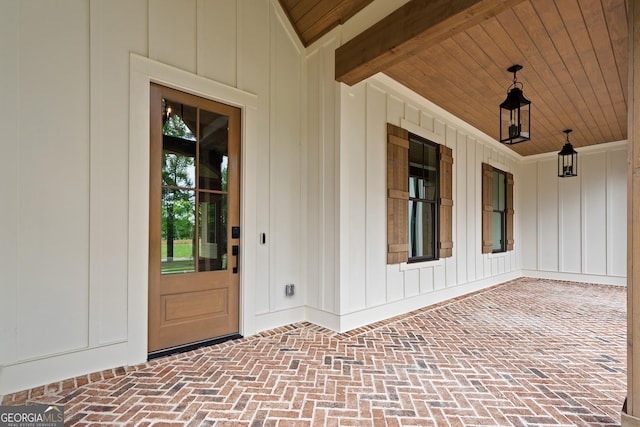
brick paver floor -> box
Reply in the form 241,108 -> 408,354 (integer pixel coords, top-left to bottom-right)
3,278 -> 626,426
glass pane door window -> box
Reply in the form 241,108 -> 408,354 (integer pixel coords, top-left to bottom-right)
161,98 -> 230,274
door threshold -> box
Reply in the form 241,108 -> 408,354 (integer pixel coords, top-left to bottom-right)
148,333 -> 243,361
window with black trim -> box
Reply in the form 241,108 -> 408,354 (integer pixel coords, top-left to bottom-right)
481,163 -> 514,254
491,168 -> 507,253
386,123 -> 453,264
408,134 -> 439,261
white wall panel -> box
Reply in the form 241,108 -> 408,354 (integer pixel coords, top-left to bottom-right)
304,37 -> 342,314
582,153 -> 607,275
237,0 -> 271,315
475,144 -> 486,280
434,263 -> 446,290
405,268 -> 420,298
420,266 -> 435,293
237,0 -> 270,93
197,0 -> 237,86
537,159 -> 559,271
607,149 -> 627,277
387,95 -> 404,127
483,257 -> 492,278
435,120 -> 446,138
149,0 -> 197,73
386,265 -> 404,302
365,83 -> 388,308
466,139 -> 477,283
492,257 -> 501,275
456,132 -> 468,285
405,104 -> 420,126
445,125 -> 457,287
320,42 -> 339,313
508,185 -> 517,270
523,146 -> 626,282
559,174 -> 582,273
270,8 -> 303,311
0,0 -> 19,366
520,163 -> 538,270
17,0 -> 91,359
90,0 -> 148,345
304,50 -> 321,311
509,164 -> 522,272
340,83 -> 367,313
420,112 -> 435,133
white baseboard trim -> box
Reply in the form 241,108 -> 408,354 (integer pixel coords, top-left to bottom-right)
254,307 -> 306,333
304,307 -> 341,332
302,271 -> 521,334
522,269 -> 626,286
334,271 -> 522,333
0,341 -> 128,396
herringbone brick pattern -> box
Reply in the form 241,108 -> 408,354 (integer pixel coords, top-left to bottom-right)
3,278 -> 626,426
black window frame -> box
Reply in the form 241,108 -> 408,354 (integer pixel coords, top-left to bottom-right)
492,167 -> 507,254
407,133 -> 439,263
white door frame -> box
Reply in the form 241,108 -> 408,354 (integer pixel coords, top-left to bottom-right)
128,54 -> 258,365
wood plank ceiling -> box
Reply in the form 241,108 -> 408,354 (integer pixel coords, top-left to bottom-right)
279,0 -> 628,156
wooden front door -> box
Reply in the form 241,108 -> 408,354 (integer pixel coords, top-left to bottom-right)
148,83 -> 240,353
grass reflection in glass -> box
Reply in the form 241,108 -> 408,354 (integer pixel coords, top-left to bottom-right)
161,241 -> 195,274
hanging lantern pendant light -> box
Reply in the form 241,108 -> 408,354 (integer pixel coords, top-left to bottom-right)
557,129 -> 578,177
499,65 -> 531,144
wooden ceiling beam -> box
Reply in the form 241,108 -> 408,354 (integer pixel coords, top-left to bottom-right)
335,0 -> 527,86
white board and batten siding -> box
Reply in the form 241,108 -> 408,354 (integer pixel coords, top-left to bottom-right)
521,145 -> 627,285
0,0 -> 306,396
0,0 -> 629,398
1,0 -> 94,395
304,30 -> 523,331
342,76 -> 521,331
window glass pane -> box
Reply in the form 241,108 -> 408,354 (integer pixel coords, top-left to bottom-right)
199,109 -> 229,191
408,200 -> 436,259
198,192 -> 228,271
409,139 -> 424,178
492,170 -> 500,209
492,211 -> 503,251
424,144 -> 437,201
425,144 -> 437,169
409,177 -> 418,198
425,168 -> 437,201
161,189 -> 196,274
162,153 -> 195,189
162,99 -> 196,189
163,99 -> 197,141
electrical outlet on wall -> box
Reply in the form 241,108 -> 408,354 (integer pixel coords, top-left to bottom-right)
285,283 -> 295,297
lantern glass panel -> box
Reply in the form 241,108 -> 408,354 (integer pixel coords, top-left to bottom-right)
558,152 -> 577,177
500,103 -> 530,144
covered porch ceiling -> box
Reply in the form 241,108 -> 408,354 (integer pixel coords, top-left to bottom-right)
278,0 -> 628,157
